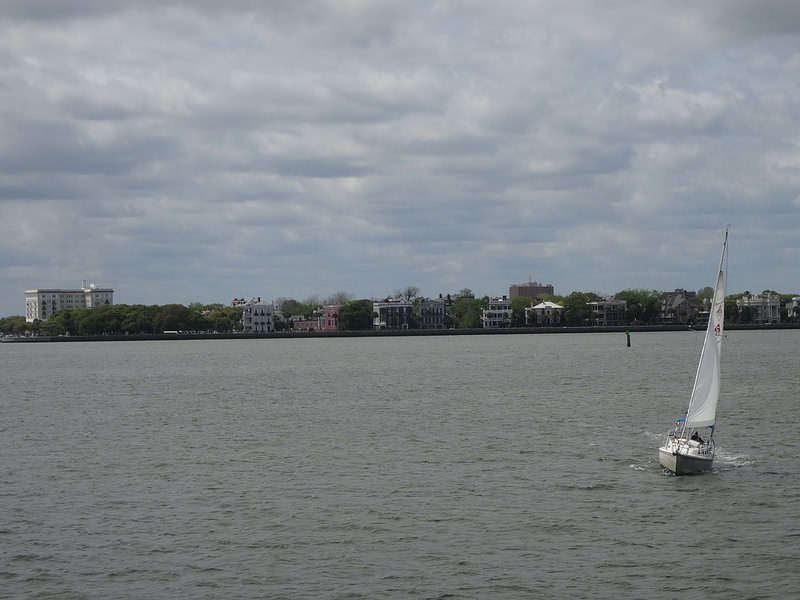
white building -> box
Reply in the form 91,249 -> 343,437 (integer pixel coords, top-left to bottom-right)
526,301 -> 564,326
25,280 -> 114,322
736,293 -> 781,324
787,296 -> 800,321
482,297 -> 512,328
241,297 -> 275,333
373,299 -> 413,330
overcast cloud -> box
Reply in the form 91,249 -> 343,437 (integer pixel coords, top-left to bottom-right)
2,1 -> 799,315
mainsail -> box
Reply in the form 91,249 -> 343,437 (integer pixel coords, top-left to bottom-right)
685,235 -> 727,427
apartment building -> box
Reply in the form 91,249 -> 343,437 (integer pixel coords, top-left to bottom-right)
509,281 -> 554,299
25,280 -> 113,322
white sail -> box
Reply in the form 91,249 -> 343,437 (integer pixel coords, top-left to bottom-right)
685,242 -> 726,427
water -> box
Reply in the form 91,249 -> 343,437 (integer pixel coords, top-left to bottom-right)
2,330 -> 798,599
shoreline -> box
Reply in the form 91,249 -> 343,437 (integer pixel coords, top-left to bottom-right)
3,323 -> 798,343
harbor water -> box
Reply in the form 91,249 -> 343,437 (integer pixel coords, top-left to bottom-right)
2,330 -> 798,599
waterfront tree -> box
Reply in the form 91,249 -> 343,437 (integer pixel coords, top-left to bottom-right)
0,315 -> 27,335
338,299 -> 373,330
325,291 -> 355,305
510,297 -> 533,327
562,291 -> 599,326
615,289 -> 663,324
449,296 -> 485,329
153,304 -> 193,332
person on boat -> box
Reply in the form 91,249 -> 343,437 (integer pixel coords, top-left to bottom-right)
690,431 -> 704,444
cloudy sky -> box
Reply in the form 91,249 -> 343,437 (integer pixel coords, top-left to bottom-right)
2,1 -> 799,315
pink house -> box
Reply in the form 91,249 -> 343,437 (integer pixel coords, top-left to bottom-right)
318,305 -> 341,332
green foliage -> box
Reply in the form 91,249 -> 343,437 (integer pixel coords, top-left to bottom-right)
338,299 -> 374,330
0,315 -> 28,335
614,289 -> 663,324
153,304 -> 194,332
205,306 -> 243,332
3,303 -> 243,336
561,291 -> 600,326
276,297 -> 319,321
188,301 -> 225,312
723,293 -> 744,324
510,297 -> 533,327
448,296 -> 486,329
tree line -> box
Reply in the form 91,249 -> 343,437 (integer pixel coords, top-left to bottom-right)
0,303 -> 244,337
1,289 -> 796,337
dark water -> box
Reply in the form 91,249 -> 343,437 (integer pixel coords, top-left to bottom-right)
2,331 -> 798,599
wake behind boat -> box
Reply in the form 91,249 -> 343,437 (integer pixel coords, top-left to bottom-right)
659,229 -> 728,475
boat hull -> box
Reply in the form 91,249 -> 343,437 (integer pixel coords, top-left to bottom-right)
658,446 -> 713,475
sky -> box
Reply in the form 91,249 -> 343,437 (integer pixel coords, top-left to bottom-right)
2,1 -> 799,316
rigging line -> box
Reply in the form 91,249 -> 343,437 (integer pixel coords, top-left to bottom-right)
724,224 -> 730,296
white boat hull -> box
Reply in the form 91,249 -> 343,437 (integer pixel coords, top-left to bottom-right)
659,440 -> 714,475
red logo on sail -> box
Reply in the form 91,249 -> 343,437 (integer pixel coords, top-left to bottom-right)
714,324 -> 721,333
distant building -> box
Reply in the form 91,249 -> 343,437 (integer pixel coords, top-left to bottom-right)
526,301 -> 564,326
440,289 -> 475,307
25,280 -> 113,322
318,305 -> 341,332
736,293 -> 781,324
786,297 -> 800,322
291,318 -> 317,332
588,297 -> 627,326
373,299 -> 413,330
240,297 -> 275,333
417,298 -> 446,329
509,281 -> 554,299
660,289 -> 697,325
482,297 -> 512,328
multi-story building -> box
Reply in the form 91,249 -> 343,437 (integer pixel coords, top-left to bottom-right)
526,301 -> 564,326
417,298 -> 446,329
318,305 -> 341,332
240,297 -> 275,333
509,281 -> 554,299
660,289 -> 697,325
25,280 -> 114,322
588,297 -> 627,326
373,299 -> 413,330
482,297 -> 512,328
736,293 -> 781,324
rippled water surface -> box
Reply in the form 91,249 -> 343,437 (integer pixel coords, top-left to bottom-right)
2,330 -> 798,599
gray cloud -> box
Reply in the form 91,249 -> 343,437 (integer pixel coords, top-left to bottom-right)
2,1 -> 799,314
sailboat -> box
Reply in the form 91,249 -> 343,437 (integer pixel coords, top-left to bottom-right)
659,229 -> 728,475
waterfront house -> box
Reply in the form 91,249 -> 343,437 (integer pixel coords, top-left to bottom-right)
526,301 -> 564,326
588,297 -> 627,327
482,297 -> 512,328
373,299 -> 413,330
